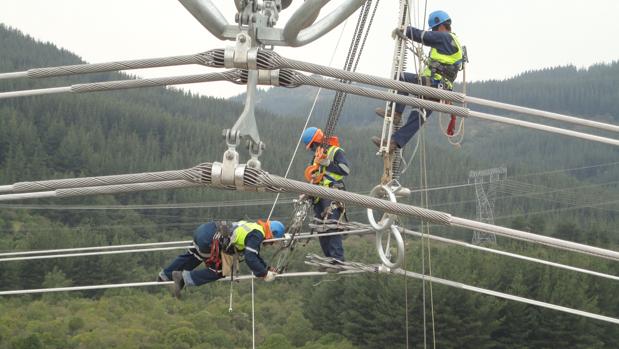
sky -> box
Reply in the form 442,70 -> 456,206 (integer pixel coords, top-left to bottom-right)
0,0 -> 618,98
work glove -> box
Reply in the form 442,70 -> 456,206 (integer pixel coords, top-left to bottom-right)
263,270 -> 277,282
391,26 -> 407,40
317,158 -> 331,167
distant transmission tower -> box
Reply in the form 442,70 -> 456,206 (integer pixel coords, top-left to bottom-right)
468,167 -> 507,245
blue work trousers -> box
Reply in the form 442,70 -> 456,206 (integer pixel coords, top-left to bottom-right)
392,72 -> 437,148
313,198 -> 345,261
162,251 -> 222,286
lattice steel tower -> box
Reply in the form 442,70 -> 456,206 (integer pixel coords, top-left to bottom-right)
468,167 -> 507,245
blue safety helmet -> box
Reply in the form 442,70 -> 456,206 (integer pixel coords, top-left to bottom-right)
428,10 -> 450,29
269,220 -> 286,238
302,127 -> 318,147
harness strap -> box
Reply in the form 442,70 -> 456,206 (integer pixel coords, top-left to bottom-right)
204,237 -> 222,270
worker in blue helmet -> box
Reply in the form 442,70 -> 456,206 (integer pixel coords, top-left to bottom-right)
158,219 -> 285,299
301,127 -> 350,269
372,10 -> 464,153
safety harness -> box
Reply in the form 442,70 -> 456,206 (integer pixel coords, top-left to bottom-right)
422,32 -> 463,90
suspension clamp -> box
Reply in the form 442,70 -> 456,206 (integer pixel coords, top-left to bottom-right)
224,33 -> 258,69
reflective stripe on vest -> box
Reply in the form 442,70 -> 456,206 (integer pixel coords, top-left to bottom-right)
422,32 -> 462,86
319,146 -> 344,186
231,221 -> 265,251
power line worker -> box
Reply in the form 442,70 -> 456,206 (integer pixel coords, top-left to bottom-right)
301,127 -> 350,265
158,219 -> 285,299
372,10 -> 463,152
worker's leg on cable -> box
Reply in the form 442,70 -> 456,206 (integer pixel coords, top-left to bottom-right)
315,198 -> 345,262
184,268 -> 222,287
392,108 -> 433,148
159,251 -> 202,281
377,72 -> 419,117
314,198 -> 331,258
170,266 -> 222,299
373,72 -> 424,150
394,72 -> 421,113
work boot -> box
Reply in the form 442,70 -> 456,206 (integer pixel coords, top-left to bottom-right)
171,271 -> 185,299
371,136 -> 398,154
157,270 -> 169,282
375,107 -> 402,124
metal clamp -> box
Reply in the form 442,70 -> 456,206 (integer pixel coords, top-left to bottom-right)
234,164 -> 247,189
366,185 -> 397,230
224,32 -> 253,69
257,69 -> 280,86
210,162 -> 224,187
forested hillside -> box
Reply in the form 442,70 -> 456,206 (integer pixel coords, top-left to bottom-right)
0,24 -> 617,348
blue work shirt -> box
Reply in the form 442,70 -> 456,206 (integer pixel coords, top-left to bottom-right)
243,230 -> 268,277
406,27 -> 459,56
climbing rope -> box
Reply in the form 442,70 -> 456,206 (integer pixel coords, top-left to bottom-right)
419,128 -> 437,349
403,240 -> 410,349
251,277 -> 256,349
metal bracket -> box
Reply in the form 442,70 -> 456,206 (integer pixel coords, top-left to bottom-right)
180,0 -> 366,47
247,140 -> 265,169
231,69 -> 261,147
212,129 -> 241,186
